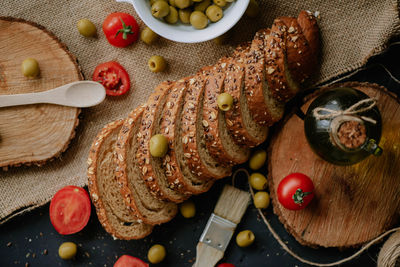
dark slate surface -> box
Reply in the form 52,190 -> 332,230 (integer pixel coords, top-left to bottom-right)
1,39 -> 399,267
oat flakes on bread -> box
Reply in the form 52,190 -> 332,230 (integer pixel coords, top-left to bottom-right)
226,49 -> 270,147
87,119 -> 153,240
181,73 -> 231,180
264,20 -> 300,102
115,106 -> 178,225
161,78 -> 215,194
137,81 -> 188,203
201,60 -> 250,164
277,16 -> 315,84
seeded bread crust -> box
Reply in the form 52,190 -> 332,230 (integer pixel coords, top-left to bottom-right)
226,50 -> 270,147
161,78 -> 215,194
201,60 -> 250,164
277,16 -> 314,84
114,106 -> 178,225
265,20 -> 300,102
243,29 -> 274,126
87,119 -> 153,240
137,81 -> 188,203
297,10 -> 320,58
181,74 -> 232,180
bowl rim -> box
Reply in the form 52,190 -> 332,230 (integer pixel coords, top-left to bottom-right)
118,0 -> 250,43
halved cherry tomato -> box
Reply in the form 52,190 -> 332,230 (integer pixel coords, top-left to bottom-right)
277,173 -> 315,210
49,186 -> 91,235
103,12 -> 139,47
217,264 -> 236,267
114,255 -> 149,267
93,61 -> 130,96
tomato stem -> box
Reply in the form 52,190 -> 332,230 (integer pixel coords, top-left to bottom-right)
115,18 -> 133,40
292,188 -> 312,205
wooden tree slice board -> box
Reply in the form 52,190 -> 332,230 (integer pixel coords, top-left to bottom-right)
268,82 -> 400,248
0,17 -> 82,168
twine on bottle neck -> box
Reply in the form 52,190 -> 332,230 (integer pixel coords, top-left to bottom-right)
313,98 -> 378,124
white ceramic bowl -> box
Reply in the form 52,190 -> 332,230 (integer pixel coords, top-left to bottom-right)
117,0 -> 250,43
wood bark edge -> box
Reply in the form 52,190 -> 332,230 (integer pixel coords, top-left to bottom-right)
0,16 -> 84,170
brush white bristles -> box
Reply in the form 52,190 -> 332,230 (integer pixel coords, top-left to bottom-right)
214,185 -> 251,224
194,185 -> 251,267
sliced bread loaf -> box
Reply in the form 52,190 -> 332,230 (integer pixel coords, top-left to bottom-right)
225,50 -> 269,147
201,60 -> 250,164
88,119 -> 153,240
264,20 -> 300,102
243,29 -> 285,126
181,74 -> 232,180
161,78 -> 214,194
137,81 -> 188,203
115,106 -> 178,225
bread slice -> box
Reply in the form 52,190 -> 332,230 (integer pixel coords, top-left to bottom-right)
277,16 -> 314,84
181,74 -> 232,180
115,106 -> 178,225
137,81 -> 188,203
88,119 -> 153,240
225,50 -> 269,148
264,20 -> 300,102
161,78 -> 214,194
243,29 -> 285,126
201,60 -> 250,164
297,10 -> 320,58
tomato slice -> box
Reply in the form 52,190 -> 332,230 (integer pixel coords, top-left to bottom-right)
49,186 -> 91,235
93,61 -> 131,96
217,264 -> 236,267
114,255 -> 149,267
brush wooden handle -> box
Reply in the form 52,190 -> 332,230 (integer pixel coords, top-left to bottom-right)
193,242 -> 224,267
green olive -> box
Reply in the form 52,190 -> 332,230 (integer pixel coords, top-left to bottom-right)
77,19 -> 97,37
21,58 -> 40,78
148,55 -> 167,73
217,92 -> 233,111
213,0 -> 226,7
192,0 -> 202,2
253,191 -> 270,209
169,0 -> 176,6
150,0 -> 167,5
249,173 -> 268,190
194,0 -> 211,12
179,8 -> 192,24
190,11 -> 208,29
245,0 -> 259,18
141,27 -> 159,45
165,6 -> 179,24
213,31 -> 231,45
150,134 -> 169,157
151,1 -> 170,18
148,244 -> 166,264
175,0 -> 191,9
249,149 -> 266,170
58,242 -> 77,260
180,200 -> 196,218
236,230 -> 255,247
206,5 -> 223,22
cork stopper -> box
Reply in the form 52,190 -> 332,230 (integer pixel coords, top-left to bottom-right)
337,121 -> 367,149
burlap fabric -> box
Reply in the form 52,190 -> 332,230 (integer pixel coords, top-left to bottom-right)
0,0 -> 399,223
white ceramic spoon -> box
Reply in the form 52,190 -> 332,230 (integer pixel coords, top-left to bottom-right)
0,81 -> 106,108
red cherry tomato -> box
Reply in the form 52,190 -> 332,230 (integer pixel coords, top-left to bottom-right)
93,61 -> 130,96
49,186 -> 91,235
217,264 -> 236,267
103,12 -> 139,47
277,173 -> 315,210
114,255 -> 149,267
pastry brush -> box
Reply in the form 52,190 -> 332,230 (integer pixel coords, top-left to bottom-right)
194,184 -> 251,267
